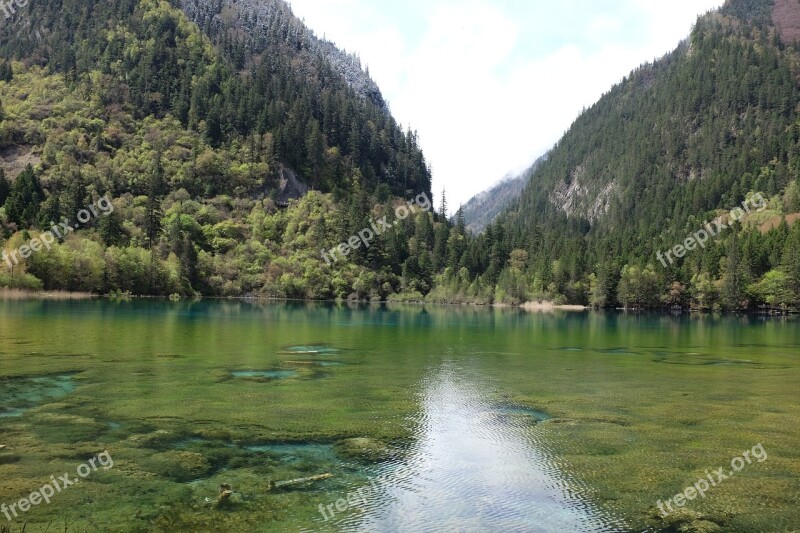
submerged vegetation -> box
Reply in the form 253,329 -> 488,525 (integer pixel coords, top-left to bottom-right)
0,301 -> 798,531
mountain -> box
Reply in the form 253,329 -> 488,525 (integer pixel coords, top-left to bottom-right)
460,155 -> 545,234
0,0 -> 439,298
428,0 -> 800,311
3,0 -> 800,315
177,0 -> 387,110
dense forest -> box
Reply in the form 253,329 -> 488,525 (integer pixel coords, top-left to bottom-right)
432,0 -> 800,312
1,0 -> 800,312
0,0 -> 442,299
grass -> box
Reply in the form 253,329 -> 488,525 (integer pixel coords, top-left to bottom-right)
0,289 -> 96,301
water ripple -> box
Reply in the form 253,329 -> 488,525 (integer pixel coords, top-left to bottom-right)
332,362 -> 628,532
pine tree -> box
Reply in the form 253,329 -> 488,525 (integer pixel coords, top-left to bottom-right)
721,229 -> 751,311
780,223 -> 800,305
98,210 -> 126,247
0,61 -> 12,83
0,169 -> 9,206
4,165 -> 43,228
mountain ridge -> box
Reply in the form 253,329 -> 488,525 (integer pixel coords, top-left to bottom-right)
178,0 -> 388,109
0,0 -> 440,299
460,155 -> 546,234
427,0 -> 800,312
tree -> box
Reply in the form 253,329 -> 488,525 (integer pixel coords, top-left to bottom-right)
4,165 -> 43,228
589,263 -> 618,308
690,272 -> 717,311
305,119 -> 325,187
0,169 -> 10,206
720,230 -> 751,311
779,223 -> 800,305
432,222 -> 449,271
0,61 -> 12,83
145,152 -> 165,249
662,281 -> 688,308
784,180 -> 800,212
617,264 -> 661,309
749,270 -> 794,310
98,210 -> 126,247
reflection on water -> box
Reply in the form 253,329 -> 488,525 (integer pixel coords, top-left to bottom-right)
336,363 -> 627,533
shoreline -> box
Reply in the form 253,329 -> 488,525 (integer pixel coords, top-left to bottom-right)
1,290 -> 795,315
519,301 -> 588,312
0,288 -> 97,300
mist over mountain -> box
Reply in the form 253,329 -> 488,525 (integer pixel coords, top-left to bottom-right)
460,155 -> 546,235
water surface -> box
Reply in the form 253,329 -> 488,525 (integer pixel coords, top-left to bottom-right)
0,300 -> 798,532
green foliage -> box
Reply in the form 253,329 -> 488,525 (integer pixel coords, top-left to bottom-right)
0,169 -> 10,206
0,0 -> 432,298
435,6 -> 800,311
1,0 -> 799,310
4,165 -> 42,228
749,269 -> 794,309
0,60 -> 12,83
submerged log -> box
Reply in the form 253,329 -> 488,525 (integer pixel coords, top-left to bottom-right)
269,473 -> 333,490
215,483 -> 234,508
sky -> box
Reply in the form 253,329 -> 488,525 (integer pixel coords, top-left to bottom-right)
288,0 -> 726,210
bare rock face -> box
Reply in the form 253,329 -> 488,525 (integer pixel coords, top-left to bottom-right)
773,0 -> 800,43
275,166 -> 309,205
550,168 -> 618,223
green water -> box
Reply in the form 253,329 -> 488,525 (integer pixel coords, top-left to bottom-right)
0,300 -> 798,532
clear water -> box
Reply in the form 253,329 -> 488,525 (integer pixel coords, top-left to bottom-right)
0,300 -> 798,532
0,374 -> 76,417
231,370 -> 299,379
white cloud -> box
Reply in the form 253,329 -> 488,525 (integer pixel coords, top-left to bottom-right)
289,0 -> 725,210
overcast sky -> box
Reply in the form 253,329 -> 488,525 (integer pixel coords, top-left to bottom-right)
288,0 -> 726,210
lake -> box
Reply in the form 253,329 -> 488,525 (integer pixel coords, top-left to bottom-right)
0,300 -> 798,532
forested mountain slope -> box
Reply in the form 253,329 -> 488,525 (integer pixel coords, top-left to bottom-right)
2,0 -> 800,311
430,0 -> 800,310
0,0 -> 441,298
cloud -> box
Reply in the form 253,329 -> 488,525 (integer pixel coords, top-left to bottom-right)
289,0 -> 725,210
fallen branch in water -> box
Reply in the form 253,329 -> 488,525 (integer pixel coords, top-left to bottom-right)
269,473 -> 333,490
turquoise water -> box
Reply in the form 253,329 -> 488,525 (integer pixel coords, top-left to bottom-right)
0,300 -> 798,531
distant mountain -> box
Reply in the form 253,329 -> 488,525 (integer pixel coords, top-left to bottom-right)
460,155 -> 545,234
